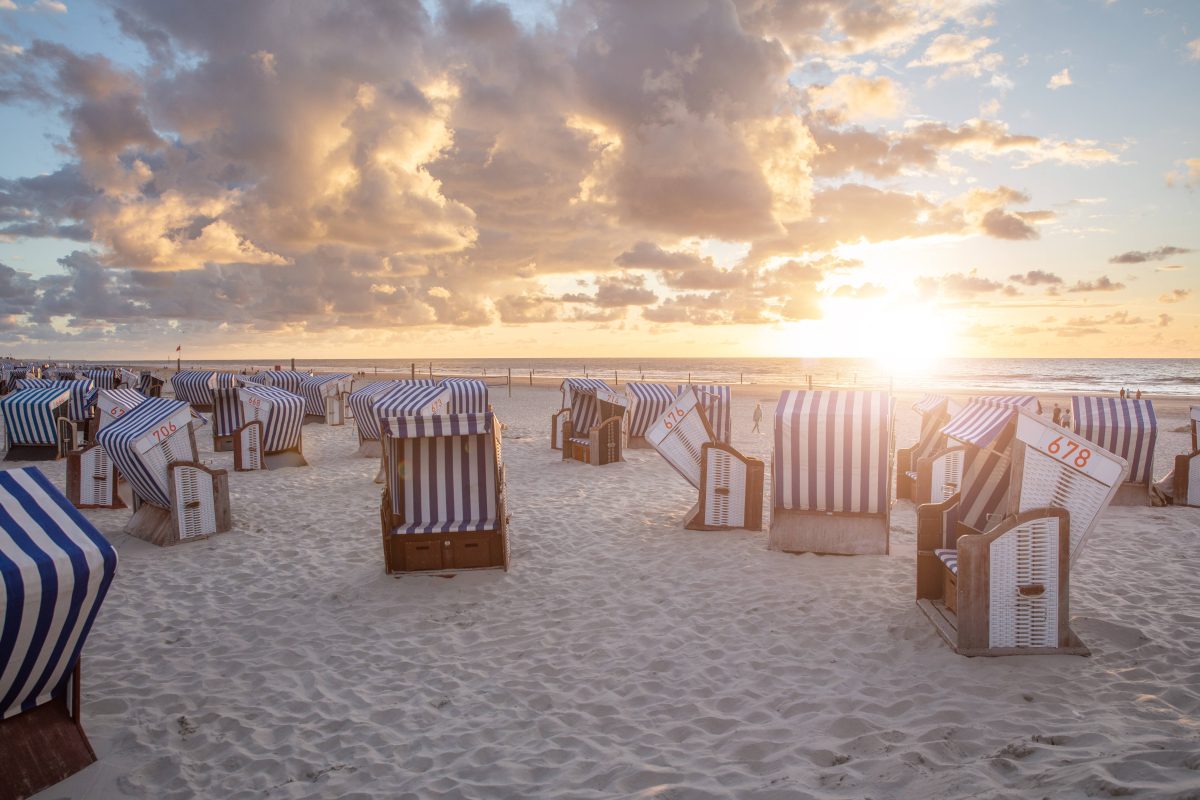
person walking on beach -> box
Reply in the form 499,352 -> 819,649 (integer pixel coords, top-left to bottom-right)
1052,403 -> 1062,424
752,402 -> 763,434
1061,408 -> 1072,429
1135,388 -> 1143,400
1120,387 -> 1127,399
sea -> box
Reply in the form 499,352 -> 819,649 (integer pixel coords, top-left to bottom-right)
99,358 -> 1200,397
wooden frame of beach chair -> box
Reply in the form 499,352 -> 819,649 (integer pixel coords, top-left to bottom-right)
0,466 -> 117,800
1173,406 -> 1200,507
1,387 -> 73,462
913,445 -> 966,506
560,380 -> 627,466
138,372 -> 164,398
234,420 -> 264,471
768,390 -> 894,555
66,443 -> 126,509
1071,396 -> 1155,506
379,413 -> 509,573
237,385 -> 307,469
96,398 -> 233,546
916,408 -> 1127,656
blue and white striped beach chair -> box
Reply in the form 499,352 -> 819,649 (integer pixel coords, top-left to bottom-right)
439,378 -> 489,414
625,383 -> 678,449
0,466 -> 118,799
916,405 -> 1128,656
0,386 -> 73,461
236,385 -> 307,469
557,378 -> 627,465
210,387 -> 243,452
1070,396 -> 1156,505
379,412 -> 508,572
169,370 -> 217,410
768,390 -> 894,555
96,397 -> 231,546
356,382 -> 448,458
298,373 -> 353,423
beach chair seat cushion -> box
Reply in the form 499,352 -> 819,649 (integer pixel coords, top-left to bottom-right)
395,518 -> 497,535
935,548 -> 958,575
567,436 -> 590,447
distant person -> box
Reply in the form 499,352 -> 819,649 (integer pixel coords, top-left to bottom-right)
1061,409 -> 1072,429
1135,388 -> 1142,400
1052,403 -> 1062,425
752,402 -> 763,434
1119,387 -> 1126,399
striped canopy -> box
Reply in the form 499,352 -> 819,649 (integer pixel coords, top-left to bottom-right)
773,390 -> 892,514
17,377 -> 96,423
971,394 -> 1042,413
169,370 -> 216,406
370,383 -> 451,442
912,394 -> 949,415
120,368 -> 140,387
84,368 -> 116,390
626,383 -> 678,438
0,386 -> 71,446
96,398 -> 194,508
97,387 -> 147,430
941,400 -> 1018,448
562,379 -> 625,435
298,373 -> 353,416
382,413 -> 498,533
137,371 -> 162,396
257,370 -> 309,394
240,385 -> 305,453
440,378 -> 489,414
910,395 -> 952,461
685,384 -> 732,444
1071,396 -> 1156,485
211,387 -> 244,437
348,381 -> 401,441
0,467 -> 117,721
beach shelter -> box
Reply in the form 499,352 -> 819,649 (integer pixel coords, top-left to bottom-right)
440,378 -> 490,414
16,377 -> 96,427
557,378 -> 627,466
210,387 -> 243,452
235,385 -> 307,470
1170,406 -> 1200,507
916,406 -> 1128,656
897,394 -> 959,504
96,397 -> 231,546
646,388 -> 764,531
297,373 -> 353,422
0,386 -> 73,461
1070,396 -> 1156,505
625,383 -> 679,449
169,370 -> 217,410
0,466 -> 118,800
256,369 -> 310,394
682,384 -> 732,444
96,386 -> 147,431
119,368 -> 140,388
379,412 -> 508,572
351,381 -> 447,457
83,368 -> 115,390
769,390 -> 894,555
137,371 -> 163,398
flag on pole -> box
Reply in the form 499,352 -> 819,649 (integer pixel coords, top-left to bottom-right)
176,345 -> 181,352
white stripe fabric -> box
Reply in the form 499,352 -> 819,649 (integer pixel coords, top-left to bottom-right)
97,387 -> 146,430
370,384 -> 451,443
259,370 -> 309,394
912,394 -> 949,415
773,390 -> 892,514
169,371 -> 217,406
439,378 -> 489,414
0,387 -> 71,446
382,414 -> 498,534
119,368 -> 140,388
211,387 -> 244,437
680,384 -> 732,444
17,378 -> 96,423
626,383 -> 678,438
96,398 -> 194,508
348,381 -> 401,441
84,369 -> 115,390
298,374 -> 353,416
0,466 -> 117,721
971,394 -> 1041,413
239,385 -> 305,454
1071,396 -> 1156,485
561,379 -> 617,434
941,400 -> 1018,448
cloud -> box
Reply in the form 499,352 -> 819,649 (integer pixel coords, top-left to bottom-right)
1156,264 -> 1185,272
1047,68 -> 1072,89
832,282 -> 887,299
981,208 -> 1037,240
1109,245 -> 1192,263
908,33 -> 994,67
1159,288 -> 1191,303
615,241 -> 745,290
1067,275 -> 1125,292
1159,313 -> 1172,327
915,270 -> 1005,297
809,75 -> 906,120
33,0 -> 67,12
1188,38 -> 1200,60
1009,269 -> 1062,285
563,273 -> 657,309
1165,158 -> 1200,189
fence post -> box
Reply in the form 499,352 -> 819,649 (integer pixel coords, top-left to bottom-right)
740,372 -> 743,384
428,362 -> 433,379
584,364 -> 588,378
529,369 -> 533,386
411,363 -> 415,380
614,370 -> 618,386
687,372 -> 692,384
508,368 -> 512,398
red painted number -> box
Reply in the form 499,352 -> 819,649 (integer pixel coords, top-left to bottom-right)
1045,436 -> 1090,468
663,406 -> 686,430
150,422 -> 178,443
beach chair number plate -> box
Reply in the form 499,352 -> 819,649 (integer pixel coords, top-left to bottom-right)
151,422 -> 178,443
1019,415 -> 1124,485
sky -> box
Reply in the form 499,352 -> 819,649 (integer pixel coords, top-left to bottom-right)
0,0 -> 1197,362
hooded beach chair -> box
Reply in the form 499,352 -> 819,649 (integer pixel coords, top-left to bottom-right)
558,379 -> 627,465
646,387 -> 764,531
353,381 -> 449,458
137,371 -> 164,398
0,467 -> 118,800
379,412 -> 508,572
348,381 -> 400,456
210,387 -> 243,452
896,394 -> 954,501
0,386 -> 73,461
169,370 -> 218,411
255,369 -> 309,394
440,378 -> 490,414
83,368 -> 115,391
65,387 -> 151,510
298,373 -> 353,424
915,404 -> 1127,656
681,384 -> 732,444
235,385 -> 307,470
119,368 -> 140,389
1172,406 -> 1200,507
768,390 -> 894,555
96,397 -> 231,546
1070,396 -> 1156,505
625,383 -> 679,449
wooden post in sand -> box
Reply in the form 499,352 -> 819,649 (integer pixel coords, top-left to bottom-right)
614,370 -> 618,386
508,368 -> 512,398
529,369 -> 533,386
410,363 -> 415,380
428,362 -> 433,379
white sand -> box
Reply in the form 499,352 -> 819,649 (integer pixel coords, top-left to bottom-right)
16,386 -> 1200,799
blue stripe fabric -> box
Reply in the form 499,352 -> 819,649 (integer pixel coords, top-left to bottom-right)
680,384 -> 732,444
561,379 -> 617,434
211,387 -> 244,436
940,400 -> 1018,448
439,378 -> 489,414
370,383 -> 450,442
0,387 -> 71,446
0,466 -> 117,720
17,378 -> 96,423
298,374 -> 353,416
626,383 -> 678,438
912,394 -> 949,415
96,397 -> 193,508
1071,396 -> 1156,485
84,369 -> 115,390
259,370 -> 309,394
348,381 -> 401,442
169,371 -> 216,406
96,387 -> 147,430
239,385 -> 305,453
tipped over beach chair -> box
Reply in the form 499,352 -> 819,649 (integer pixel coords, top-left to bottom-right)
558,379 -> 627,466
916,404 -> 1127,656
96,398 -> 232,546
768,390 -> 894,555
625,383 -> 680,449
0,466 -> 118,800
236,384 -> 307,469
379,413 -> 508,572
646,388 -> 763,530
298,373 -> 353,424
354,381 -> 448,458
0,386 -> 73,461
1070,396 -> 1156,505
896,394 -> 954,502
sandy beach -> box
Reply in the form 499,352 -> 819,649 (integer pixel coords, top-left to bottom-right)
12,383 -> 1200,799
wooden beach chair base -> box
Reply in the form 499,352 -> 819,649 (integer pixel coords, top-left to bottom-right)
382,530 -> 507,572
0,664 -> 96,800
768,509 -> 889,555
1176,452 -> 1200,507
1109,481 -> 1151,506
212,433 -> 234,452
66,445 -> 126,509
124,462 -> 231,546
4,444 -> 60,462
915,598 -> 1089,657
